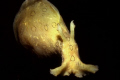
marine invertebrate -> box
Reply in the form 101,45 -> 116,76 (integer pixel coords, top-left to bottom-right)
13,0 -> 98,78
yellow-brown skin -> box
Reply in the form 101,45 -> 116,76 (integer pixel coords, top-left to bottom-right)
13,0 -> 98,78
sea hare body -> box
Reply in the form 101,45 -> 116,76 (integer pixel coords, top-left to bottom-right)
13,0 -> 98,78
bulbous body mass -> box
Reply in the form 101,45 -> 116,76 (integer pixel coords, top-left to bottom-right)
13,0 -> 98,78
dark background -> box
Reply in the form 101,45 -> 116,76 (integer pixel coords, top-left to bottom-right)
1,0 -> 119,80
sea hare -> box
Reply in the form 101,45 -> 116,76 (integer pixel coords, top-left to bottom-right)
13,0 -> 98,78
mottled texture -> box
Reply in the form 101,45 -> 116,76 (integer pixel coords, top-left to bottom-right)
13,0 -> 98,78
